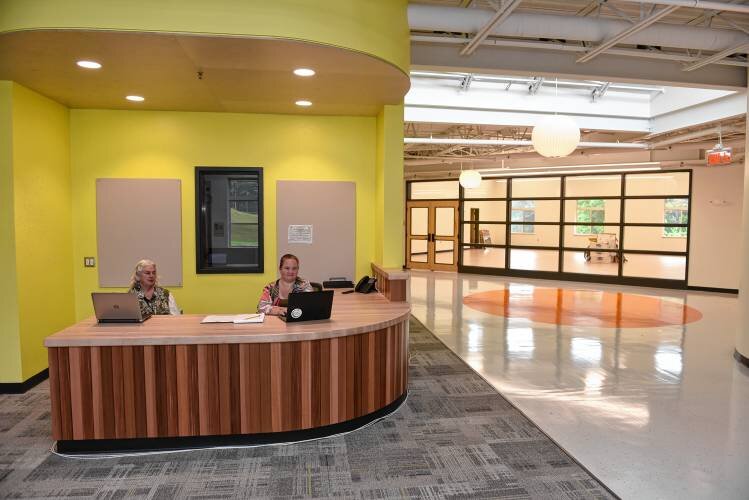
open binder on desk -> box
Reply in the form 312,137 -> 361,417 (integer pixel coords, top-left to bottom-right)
201,313 -> 265,324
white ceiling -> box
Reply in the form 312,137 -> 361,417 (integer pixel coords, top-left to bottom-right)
405,1 -> 749,177
409,0 -> 749,89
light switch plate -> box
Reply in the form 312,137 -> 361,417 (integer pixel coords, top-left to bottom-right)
84,257 -> 96,267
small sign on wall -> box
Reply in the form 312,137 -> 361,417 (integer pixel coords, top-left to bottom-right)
288,224 -> 313,244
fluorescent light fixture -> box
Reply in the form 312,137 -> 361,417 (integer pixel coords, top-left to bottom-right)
125,95 -> 145,102
293,68 -> 315,77
295,100 -> 312,107
77,60 -> 102,69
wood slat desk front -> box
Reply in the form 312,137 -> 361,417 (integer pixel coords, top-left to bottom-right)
45,292 -> 410,445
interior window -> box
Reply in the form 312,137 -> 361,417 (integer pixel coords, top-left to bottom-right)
196,167 -> 263,273
511,200 -> 535,234
663,198 -> 688,238
575,199 -> 605,235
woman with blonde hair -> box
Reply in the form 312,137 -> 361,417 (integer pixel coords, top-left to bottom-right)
129,259 -> 180,316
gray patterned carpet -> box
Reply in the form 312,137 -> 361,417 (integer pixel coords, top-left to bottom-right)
0,317 -> 615,499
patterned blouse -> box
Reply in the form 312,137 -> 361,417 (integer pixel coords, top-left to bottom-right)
257,278 -> 313,313
129,284 -> 174,316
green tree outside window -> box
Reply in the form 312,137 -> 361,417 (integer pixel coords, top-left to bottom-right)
664,198 -> 688,238
575,199 -> 605,235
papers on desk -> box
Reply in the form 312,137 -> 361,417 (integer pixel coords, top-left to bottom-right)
201,313 -> 265,324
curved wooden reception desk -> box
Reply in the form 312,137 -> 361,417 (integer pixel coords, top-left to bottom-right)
45,291 -> 410,452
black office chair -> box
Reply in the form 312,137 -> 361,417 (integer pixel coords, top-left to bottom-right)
310,282 -> 323,292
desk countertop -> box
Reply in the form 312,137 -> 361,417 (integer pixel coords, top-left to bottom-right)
45,291 -> 410,347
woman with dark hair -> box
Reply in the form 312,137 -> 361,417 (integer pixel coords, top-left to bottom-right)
257,254 -> 313,315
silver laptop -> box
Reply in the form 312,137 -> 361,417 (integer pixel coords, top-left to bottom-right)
92,293 -> 150,323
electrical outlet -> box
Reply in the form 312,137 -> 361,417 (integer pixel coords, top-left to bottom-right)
84,257 -> 96,267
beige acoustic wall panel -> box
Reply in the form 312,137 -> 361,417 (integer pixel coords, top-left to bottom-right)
96,179 -> 182,287
276,181 -> 355,284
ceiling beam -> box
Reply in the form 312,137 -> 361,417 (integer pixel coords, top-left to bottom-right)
577,6 -> 680,63
682,41 -> 749,71
404,137 -> 648,149
412,35 -> 749,68
577,1 -> 602,17
405,106 -> 651,133
603,2 -> 637,23
411,40 -> 747,89
650,91 -> 745,134
615,0 -> 749,15
649,125 -> 744,148
716,13 -> 749,36
460,0 -> 523,56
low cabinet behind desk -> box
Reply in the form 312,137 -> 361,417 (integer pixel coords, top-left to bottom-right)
45,291 -> 410,452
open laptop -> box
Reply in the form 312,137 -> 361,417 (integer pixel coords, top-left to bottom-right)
279,290 -> 334,323
92,292 -> 151,323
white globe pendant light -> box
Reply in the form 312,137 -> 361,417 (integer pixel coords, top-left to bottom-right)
459,169 -> 482,189
531,115 -> 580,158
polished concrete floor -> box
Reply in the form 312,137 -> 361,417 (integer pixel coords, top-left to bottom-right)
409,270 -> 749,500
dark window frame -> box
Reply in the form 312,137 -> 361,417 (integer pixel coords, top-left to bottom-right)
575,199 -> 606,235
195,167 -> 264,274
663,198 -> 689,238
510,200 -> 536,234
405,169 -> 692,288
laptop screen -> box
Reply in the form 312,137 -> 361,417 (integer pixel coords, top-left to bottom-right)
283,290 -> 334,322
91,292 -> 148,323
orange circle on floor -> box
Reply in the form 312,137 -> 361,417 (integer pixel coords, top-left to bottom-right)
463,288 -> 702,328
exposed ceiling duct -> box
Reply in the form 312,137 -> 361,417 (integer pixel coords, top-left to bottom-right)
408,4 -> 749,53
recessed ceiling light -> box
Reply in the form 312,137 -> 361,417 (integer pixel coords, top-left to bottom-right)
295,100 -> 312,107
126,95 -> 145,102
77,60 -> 102,69
293,68 -> 315,77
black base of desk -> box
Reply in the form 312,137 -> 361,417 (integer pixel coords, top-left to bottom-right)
55,392 -> 407,454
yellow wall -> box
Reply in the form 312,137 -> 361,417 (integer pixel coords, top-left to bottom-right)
70,109 -> 378,319
0,0 -> 410,75
1,82 -> 74,382
375,103 -> 405,268
0,81 -> 23,382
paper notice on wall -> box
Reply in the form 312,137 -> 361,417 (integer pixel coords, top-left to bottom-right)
288,225 -> 313,244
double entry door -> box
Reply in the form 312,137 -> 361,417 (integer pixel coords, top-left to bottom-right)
406,200 -> 459,271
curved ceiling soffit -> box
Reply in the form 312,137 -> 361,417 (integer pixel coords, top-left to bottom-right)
0,0 -> 412,74
0,29 -> 410,115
